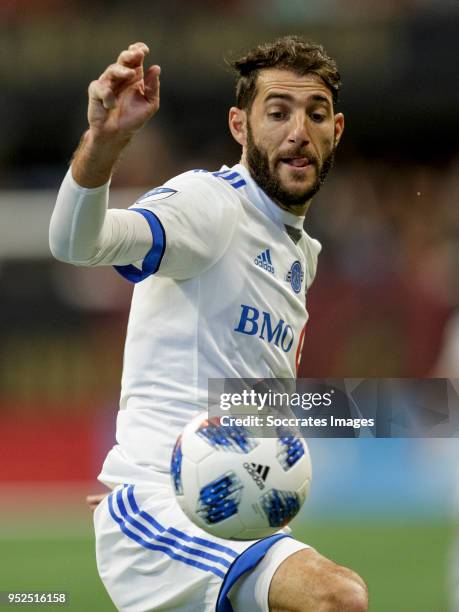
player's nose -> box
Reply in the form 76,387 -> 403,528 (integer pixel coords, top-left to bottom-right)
287,112 -> 310,146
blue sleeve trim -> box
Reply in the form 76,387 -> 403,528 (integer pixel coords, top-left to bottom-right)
216,533 -> 290,612
113,208 -> 166,283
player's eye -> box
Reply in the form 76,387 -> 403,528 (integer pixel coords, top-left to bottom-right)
311,112 -> 326,123
268,111 -> 287,121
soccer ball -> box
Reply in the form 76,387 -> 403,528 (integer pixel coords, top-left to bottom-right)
170,413 -> 312,540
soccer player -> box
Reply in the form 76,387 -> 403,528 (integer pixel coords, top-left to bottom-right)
49,37 -> 368,612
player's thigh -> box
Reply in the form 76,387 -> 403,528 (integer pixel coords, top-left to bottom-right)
268,547 -> 368,612
94,483 -> 244,612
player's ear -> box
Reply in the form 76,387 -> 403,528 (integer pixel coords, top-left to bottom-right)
334,112 -> 344,147
228,107 -> 247,146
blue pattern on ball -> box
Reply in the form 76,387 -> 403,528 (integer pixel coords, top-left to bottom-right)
261,489 -> 300,528
171,437 -> 183,495
197,419 -> 257,454
197,471 -> 243,524
276,426 -> 305,470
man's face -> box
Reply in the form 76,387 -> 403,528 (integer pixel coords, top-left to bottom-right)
240,69 -> 344,213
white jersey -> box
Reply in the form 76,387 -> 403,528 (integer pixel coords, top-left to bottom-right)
99,163 -> 321,484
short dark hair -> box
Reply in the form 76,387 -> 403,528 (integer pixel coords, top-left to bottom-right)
229,35 -> 341,111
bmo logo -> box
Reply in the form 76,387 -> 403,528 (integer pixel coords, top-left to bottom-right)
234,304 -> 295,352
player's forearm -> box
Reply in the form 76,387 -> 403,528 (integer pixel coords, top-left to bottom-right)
49,168 -> 152,266
71,129 -> 131,188
49,167 -> 110,263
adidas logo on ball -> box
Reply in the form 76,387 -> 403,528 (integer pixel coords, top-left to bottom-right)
243,462 -> 270,490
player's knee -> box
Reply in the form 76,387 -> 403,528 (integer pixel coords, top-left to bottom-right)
269,548 -> 368,612
302,565 -> 368,612
321,574 -> 368,612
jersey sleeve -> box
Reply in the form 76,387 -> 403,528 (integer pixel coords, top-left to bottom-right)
49,168 -> 154,268
115,172 -> 240,282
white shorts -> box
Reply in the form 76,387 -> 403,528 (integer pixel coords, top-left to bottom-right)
94,475 -> 308,611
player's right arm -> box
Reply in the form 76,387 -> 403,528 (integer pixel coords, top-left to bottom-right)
50,44 -> 239,275
49,43 -> 161,266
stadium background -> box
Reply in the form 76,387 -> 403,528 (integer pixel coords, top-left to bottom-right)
1,1 -> 458,610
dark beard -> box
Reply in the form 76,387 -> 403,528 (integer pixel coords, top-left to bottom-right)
246,123 -> 335,212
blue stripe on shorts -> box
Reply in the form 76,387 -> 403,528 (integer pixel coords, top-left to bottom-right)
108,485 -> 239,580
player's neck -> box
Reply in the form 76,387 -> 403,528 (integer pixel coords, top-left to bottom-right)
274,198 -> 311,217
239,159 -> 311,217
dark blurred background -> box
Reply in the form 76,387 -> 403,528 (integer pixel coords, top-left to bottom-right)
0,2 -> 458,610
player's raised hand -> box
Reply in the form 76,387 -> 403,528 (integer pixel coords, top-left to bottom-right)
87,42 -> 160,142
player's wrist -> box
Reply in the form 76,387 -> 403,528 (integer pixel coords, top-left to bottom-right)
70,129 -> 130,188
85,127 -> 132,154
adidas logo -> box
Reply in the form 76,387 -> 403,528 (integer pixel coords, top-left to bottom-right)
243,462 -> 270,489
254,249 -> 275,274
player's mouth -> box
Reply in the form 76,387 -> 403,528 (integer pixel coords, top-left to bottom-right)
280,157 -> 311,169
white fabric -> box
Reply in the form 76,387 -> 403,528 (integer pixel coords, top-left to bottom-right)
50,163 -> 321,482
94,477 -> 307,612
52,162 -> 318,611
104,164 -> 321,480
49,169 -> 152,266
138,171 -> 240,279
228,537 -> 309,612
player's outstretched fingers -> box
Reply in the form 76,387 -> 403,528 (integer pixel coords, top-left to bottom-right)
128,42 -> 150,55
117,48 -> 147,69
88,79 -> 118,110
144,65 -> 161,108
100,64 -> 137,91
